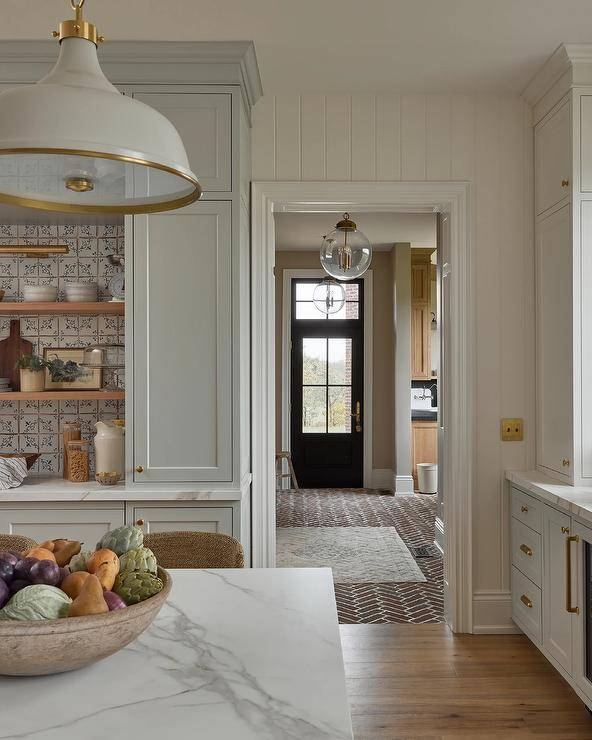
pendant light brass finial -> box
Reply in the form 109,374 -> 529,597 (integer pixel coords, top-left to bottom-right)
54,0 -> 100,46
335,212 -> 357,232
65,176 -> 94,193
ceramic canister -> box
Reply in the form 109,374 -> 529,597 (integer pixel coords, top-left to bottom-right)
94,421 -> 124,480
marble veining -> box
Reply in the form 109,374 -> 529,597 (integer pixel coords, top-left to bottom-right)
0,568 -> 353,740
507,469 -> 592,525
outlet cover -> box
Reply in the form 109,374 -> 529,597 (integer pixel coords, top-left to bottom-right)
501,418 -> 523,441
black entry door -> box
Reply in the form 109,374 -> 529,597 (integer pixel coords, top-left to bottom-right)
290,278 -> 364,488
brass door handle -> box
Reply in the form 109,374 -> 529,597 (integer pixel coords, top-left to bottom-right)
350,401 -> 362,432
566,534 -> 580,614
135,465 -> 144,474
520,594 -> 533,609
561,179 -> 570,188
520,544 -> 533,557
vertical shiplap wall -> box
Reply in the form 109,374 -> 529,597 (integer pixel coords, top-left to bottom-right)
252,92 -> 535,603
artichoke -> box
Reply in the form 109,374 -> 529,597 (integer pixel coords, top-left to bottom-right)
119,546 -> 157,575
0,585 -> 72,620
68,549 -> 93,573
96,525 -> 143,556
113,570 -> 163,605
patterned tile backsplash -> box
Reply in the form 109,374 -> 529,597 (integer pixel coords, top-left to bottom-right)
0,224 -> 125,476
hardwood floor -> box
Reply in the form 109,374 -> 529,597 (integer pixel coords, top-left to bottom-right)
341,624 -> 592,739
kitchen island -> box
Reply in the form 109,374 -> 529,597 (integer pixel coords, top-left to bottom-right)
0,568 -> 353,740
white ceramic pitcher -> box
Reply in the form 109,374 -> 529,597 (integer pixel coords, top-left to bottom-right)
94,421 -> 124,480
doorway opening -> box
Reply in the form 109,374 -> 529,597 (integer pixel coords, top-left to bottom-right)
251,182 -> 473,633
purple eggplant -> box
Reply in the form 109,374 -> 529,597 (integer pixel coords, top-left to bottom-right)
0,560 -> 14,583
13,557 -> 39,581
29,559 -> 61,587
0,551 -> 19,567
103,590 -> 126,611
8,578 -> 29,595
0,578 -> 8,608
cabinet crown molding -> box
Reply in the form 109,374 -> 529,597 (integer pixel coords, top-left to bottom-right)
523,42 -> 592,109
0,40 -> 263,110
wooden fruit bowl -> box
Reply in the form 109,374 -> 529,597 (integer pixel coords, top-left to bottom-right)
0,567 -> 172,676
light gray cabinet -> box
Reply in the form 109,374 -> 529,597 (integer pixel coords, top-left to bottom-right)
132,92 -> 232,192
0,504 -> 125,545
128,504 -> 233,536
131,200 -> 232,483
535,99 -> 571,216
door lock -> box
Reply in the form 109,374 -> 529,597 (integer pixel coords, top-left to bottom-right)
351,401 -> 362,432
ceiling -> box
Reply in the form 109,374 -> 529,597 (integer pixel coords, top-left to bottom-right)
0,0 -> 589,93
274,212 -> 436,251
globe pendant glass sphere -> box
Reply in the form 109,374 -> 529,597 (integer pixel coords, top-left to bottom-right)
313,277 -> 346,315
320,213 -> 372,280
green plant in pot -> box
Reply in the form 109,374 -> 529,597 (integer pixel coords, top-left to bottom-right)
44,355 -> 83,384
15,355 -> 46,393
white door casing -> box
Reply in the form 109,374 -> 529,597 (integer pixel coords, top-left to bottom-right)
251,181 -> 473,633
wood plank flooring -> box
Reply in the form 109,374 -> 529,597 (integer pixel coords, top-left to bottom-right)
341,624 -> 592,739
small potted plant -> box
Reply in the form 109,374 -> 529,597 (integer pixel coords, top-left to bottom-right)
15,354 -> 46,393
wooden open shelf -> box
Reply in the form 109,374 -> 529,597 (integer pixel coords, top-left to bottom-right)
0,390 -> 125,400
0,302 -> 124,315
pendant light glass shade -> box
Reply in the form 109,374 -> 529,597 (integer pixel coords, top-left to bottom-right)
320,213 -> 372,280
312,277 -> 346,315
0,1 -> 201,215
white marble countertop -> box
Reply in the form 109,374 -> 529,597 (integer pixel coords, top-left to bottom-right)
0,475 -> 248,502
506,469 -> 592,525
0,568 -> 353,740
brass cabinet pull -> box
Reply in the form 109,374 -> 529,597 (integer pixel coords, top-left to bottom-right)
135,465 -> 144,474
561,526 -> 570,534
561,179 -> 570,188
566,534 -> 580,614
521,505 -> 529,513
520,543 -> 533,557
136,518 -> 144,526
563,458 -> 571,467
520,594 -> 533,609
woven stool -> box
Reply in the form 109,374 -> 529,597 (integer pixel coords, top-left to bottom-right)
275,451 -> 299,490
0,533 -> 37,553
144,531 -> 244,569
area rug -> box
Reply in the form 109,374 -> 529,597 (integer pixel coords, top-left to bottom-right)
276,526 -> 426,583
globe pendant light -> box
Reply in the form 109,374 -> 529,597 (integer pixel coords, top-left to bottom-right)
0,0 -> 201,215
313,277 -> 346,315
320,213 -> 372,280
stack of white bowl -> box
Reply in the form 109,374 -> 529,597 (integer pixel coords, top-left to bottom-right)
22,285 -> 58,302
64,281 -> 98,302
0,377 -> 11,392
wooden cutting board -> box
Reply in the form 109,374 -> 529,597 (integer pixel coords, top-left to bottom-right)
0,320 -> 33,391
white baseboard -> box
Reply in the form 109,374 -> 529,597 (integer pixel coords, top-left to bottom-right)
472,590 -> 521,634
371,468 -> 394,489
394,474 -> 414,494
434,516 -> 444,554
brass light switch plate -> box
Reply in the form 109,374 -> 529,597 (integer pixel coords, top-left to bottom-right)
501,418 -> 523,441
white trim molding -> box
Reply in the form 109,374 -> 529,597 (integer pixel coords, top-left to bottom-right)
251,181 -> 474,633
472,590 -> 520,634
394,475 -> 415,494
280,267 -> 373,488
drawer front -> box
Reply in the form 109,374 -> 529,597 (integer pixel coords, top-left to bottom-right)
511,487 -> 543,534
511,517 -> 542,587
512,566 -> 542,643
130,506 -> 233,537
0,507 -> 125,545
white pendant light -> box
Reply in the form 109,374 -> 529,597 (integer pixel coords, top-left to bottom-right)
0,0 -> 201,215
320,213 -> 372,280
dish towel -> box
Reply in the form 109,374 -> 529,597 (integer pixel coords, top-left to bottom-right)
0,457 -> 28,489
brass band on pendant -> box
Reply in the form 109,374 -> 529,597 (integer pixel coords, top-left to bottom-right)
0,147 -> 202,215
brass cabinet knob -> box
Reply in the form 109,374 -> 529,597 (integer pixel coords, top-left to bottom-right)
520,594 -> 533,609
520,544 -> 533,557
561,526 -> 570,534
136,519 -> 144,526
561,179 -> 570,188
521,505 -> 529,513
136,465 -> 144,474
562,458 -> 570,467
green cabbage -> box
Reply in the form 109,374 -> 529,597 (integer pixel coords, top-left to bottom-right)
0,585 -> 72,620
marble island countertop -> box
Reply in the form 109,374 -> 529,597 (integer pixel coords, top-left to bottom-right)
0,568 -> 353,740
507,469 -> 592,525
0,475 -> 250,502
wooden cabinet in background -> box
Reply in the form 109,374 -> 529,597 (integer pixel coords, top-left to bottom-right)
411,420 -> 437,490
411,249 -> 435,381
411,262 -> 429,302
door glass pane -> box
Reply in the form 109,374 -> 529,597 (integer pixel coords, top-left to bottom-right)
345,283 -> 359,301
328,300 -> 359,320
303,337 -> 327,384
303,386 -> 327,433
295,301 -> 321,319
328,386 -> 351,433
328,338 -> 352,384
295,282 -> 316,300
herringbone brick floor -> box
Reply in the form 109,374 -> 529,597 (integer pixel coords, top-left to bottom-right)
276,488 -> 444,624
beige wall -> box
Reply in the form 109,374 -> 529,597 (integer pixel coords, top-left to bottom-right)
275,250 -> 395,470
256,92 -> 535,627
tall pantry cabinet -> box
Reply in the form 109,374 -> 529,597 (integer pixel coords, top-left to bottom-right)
527,45 -> 592,485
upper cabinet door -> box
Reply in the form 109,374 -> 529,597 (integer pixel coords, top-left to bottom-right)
411,263 -> 429,302
132,201 -> 232,482
535,100 -> 571,216
536,204 -> 573,478
133,93 -> 232,192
